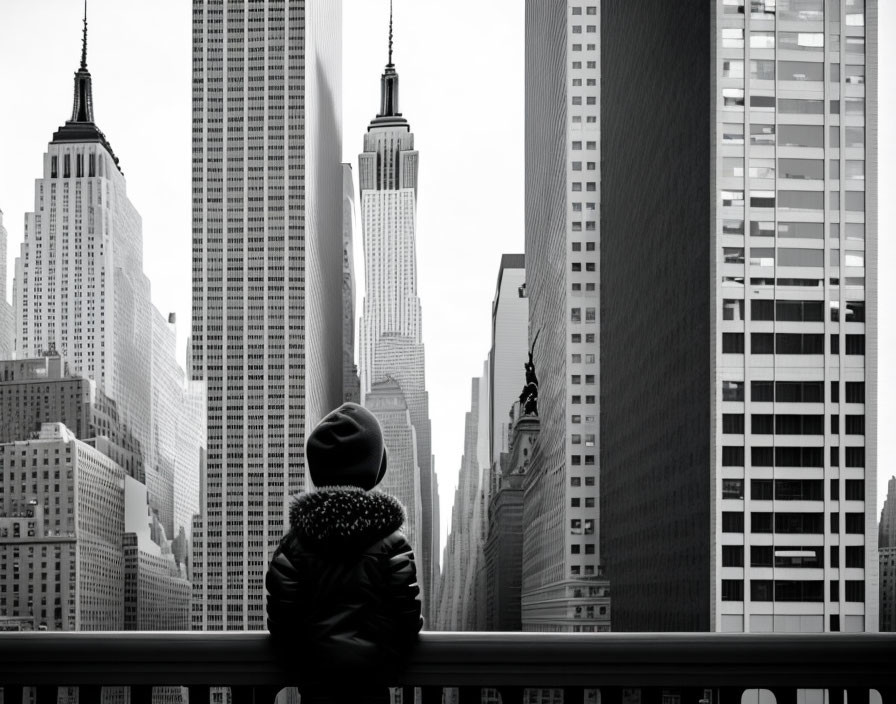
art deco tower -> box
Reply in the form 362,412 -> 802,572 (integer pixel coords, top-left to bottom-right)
190,0 -> 343,631
358,6 -> 436,623
15,10 -> 150,429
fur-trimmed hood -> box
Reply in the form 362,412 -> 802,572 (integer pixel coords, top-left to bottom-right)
289,486 -> 406,551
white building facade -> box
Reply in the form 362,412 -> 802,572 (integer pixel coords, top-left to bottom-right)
190,0 -> 344,631
522,0 -> 607,632
357,30 -> 436,623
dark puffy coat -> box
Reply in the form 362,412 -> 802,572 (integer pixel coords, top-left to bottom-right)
266,486 -> 423,671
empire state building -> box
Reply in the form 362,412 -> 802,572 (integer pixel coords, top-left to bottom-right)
358,7 -> 437,623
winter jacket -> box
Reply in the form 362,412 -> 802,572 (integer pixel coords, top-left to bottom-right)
266,485 -> 423,672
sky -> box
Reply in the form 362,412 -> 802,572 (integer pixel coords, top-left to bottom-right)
0,1 -> 892,557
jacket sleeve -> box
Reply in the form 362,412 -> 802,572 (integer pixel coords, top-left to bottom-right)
384,534 -> 424,636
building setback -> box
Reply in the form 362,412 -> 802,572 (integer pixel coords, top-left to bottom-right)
357,14 -> 436,623
601,0 -> 877,634
190,0 -> 343,631
522,0 -> 607,632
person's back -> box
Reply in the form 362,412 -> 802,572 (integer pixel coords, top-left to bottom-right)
266,403 -> 423,698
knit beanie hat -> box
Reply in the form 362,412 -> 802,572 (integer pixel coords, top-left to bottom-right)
306,402 -> 388,490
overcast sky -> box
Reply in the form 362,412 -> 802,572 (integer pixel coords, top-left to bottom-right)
0,1 -> 892,556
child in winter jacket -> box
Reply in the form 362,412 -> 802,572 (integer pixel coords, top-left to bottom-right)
266,402 -> 423,695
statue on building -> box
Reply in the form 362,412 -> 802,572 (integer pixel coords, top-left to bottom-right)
518,330 -> 540,416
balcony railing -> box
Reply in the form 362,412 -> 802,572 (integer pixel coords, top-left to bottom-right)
1,632 -> 894,704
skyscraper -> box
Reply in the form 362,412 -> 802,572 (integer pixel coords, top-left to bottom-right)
600,0 -> 877,634
190,0 -> 343,631
358,8 -> 436,623
522,0 -> 607,632
11,9 -> 201,566
14,10 -> 154,470
0,209 -> 12,359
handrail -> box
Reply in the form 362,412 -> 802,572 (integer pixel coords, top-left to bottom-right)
0,632 -> 894,690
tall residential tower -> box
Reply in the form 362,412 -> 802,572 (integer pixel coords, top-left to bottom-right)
601,0 -> 877,634
190,0 -> 343,631
522,0 -> 609,632
358,9 -> 436,623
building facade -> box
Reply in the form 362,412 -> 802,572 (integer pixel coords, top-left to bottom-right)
489,254 -> 529,468
190,0 -> 343,631
342,164 -> 361,404
601,0 -> 877,633
522,0 -> 606,632
485,407 -> 539,631
881,476 -> 895,631
365,378 -> 422,564
357,24 -> 436,623
0,209 -> 12,360
0,423 -> 126,631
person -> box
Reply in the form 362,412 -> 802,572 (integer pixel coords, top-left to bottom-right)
266,402 -> 423,701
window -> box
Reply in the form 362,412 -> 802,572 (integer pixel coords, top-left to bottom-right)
751,580 -> 773,602
776,580 -> 824,603
778,32 -> 823,51
778,0 -> 823,21
845,415 -> 865,435
845,382 -> 864,403
778,158 -> 823,180
751,333 -> 774,354
723,381 -> 745,401
751,31 -> 775,49
721,580 -> 743,602
722,446 -> 745,467
751,59 -> 775,80
752,546 -> 773,567
845,446 -> 865,467
778,125 -> 823,148
778,191 -> 824,210
845,479 -> 864,501
723,28 -> 744,48
723,123 -> 745,144
723,60 -> 745,78
778,221 -> 823,240
722,414 -> 745,434
723,333 -> 744,353
752,512 -> 773,533
723,478 -> 744,499
845,546 -> 865,568
722,512 -> 744,532
751,124 -> 775,145
752,415 -> 773,435
845,580 -> 864,602
723,299 -> 745,321
722,546 -> 744,567
751,478 -> 773,500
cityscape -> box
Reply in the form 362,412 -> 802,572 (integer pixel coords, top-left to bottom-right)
0,0 -> 894,702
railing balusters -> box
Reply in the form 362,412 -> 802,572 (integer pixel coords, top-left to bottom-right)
129,685 -> 152,704
496,686 -> 522,704
421,686 -> 442,704
77,685 -> 100,704
188,685 -> 211,704
34,685 -> 56,704
458,687 -> 479,704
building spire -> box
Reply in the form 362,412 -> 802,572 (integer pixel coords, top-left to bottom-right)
81,0 -> 88,70
70,0 -> 94,123
376,0 -> 401,119
388,0 -> 393,66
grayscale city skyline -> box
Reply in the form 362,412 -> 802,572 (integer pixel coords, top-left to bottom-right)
0,0 -> 893,558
